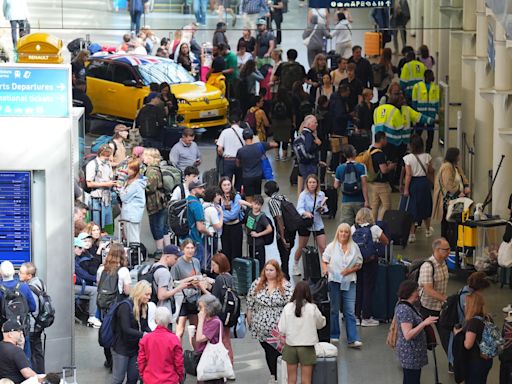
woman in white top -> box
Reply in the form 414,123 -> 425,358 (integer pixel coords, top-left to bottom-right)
278,281 -> 326,384
96,243 -> 131,369
322,223 -> 363,347
330,56 -> 348,88
331,12 -> 352,59
202,187 -> 223,264
402,135 -> 434,243
315,73 -> 335,106
351,208 -> 389,327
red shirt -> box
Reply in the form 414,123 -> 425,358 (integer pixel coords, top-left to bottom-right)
137,326 -> 184,384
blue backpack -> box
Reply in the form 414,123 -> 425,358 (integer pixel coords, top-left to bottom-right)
352,225 -> 376,261
98,300 -> 132,348
475,315 -> 505,359
341,162 -> 361,195
91,135 -> 117,154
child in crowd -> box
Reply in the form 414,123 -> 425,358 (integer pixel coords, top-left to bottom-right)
245,195 -> 273,272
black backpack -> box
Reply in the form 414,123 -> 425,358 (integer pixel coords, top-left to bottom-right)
29,283 -> 55,332
168,199 -> 190,237
137,104 -> 161,138
438,289 -> 463,330
0,282 -> 30,331
139,264 -> 168,303
96,269 -> 120,310
272,100 -> 288,120
256,214 -> 275,246
278,198 -> 305,234
408,259 -> 435,282
279,62 -> 305,92
218,276 -> 241,328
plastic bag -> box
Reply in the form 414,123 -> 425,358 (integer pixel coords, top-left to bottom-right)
196,324 -> 235,381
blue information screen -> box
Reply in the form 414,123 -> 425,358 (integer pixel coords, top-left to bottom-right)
0,172 -> 31,266
0,66 -> 70,118
308,0 -> 392,8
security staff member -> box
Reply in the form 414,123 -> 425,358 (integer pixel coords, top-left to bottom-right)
412,70 -> 439,153
399,51 -> 426,104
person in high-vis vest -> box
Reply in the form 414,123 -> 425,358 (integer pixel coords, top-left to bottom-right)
399,51 -> 425,104
412,70 -> 439,153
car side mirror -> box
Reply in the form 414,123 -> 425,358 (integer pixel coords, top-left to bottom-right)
122,80 -> 138,87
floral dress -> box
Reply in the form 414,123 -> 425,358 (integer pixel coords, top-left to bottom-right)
395,302 -> 428,370
247,279 -> 293,341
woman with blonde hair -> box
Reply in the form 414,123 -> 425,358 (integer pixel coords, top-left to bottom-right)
322,223 -> 363,347
142,148 -> 169,254
351,207 -> 388,327
112,280 -> 152,384
119,160 -> 146,245
247,260 -> 293,382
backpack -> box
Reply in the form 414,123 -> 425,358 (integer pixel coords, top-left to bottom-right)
244,110 -> 257,131
292,131 -> 315,163
279,198 -> 304,234
256,213 -> 275,246
438,290 -> 463,330
279,62 -> 305,91
168,199 -> 190,237
91,135 -> 116,154
408,259 -> 434,282
218,276 -> 241,328
98,300 -> 132,348
352,225 -> 377,261
271,101 -> 288,120
29,284 -> 56,332
139,264 -> 168,303
355,148 -> 382,182
137,105 -> 161,138
80,154 -> 99,194
475,315 -> 505,359
96,270 -> 120,310
74,255 -> 95,286
371,63 -> 387,88
0,282 -> 30,331
159,161 -> 182,197
340,162 -> 361,195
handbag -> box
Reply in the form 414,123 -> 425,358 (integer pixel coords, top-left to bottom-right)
260,143 -> 274,180
265,326 -> 286,352
184,350 -> 201,376
196,322 -> 235,381
498,237 -> 512,268
386,315 -> 398,349
303,25 -> 318,46
395,301 -> 438,350
230,313 -> 247,339
301,192 -> 317,229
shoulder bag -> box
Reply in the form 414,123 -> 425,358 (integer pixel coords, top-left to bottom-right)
196,321 -> 235,381
259,143 -> 274,180
303,25 -> 318,46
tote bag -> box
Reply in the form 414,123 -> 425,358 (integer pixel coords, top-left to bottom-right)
260,143 -> 274,180
196,322 -> 235,381
498,239 -> 512,268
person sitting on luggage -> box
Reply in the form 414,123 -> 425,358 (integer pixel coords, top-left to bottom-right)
247,260 -> 293,383
76,231 -> 101,278
351,207 -> 389,327
334,144 -> 369,226
119,160 -> 147,246
293,174 -> 328,276
245,195 -> 273,273
170,165 -> 199,202
73,236 -> 102,329
322,223 -> 363,348
169,128 -> 201,172
394,280 -> 438,384
0,320 -> 39,384
138,307 -> 184,384
278,281 -> 326,384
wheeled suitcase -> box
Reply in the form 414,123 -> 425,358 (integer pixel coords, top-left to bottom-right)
128,242 -> 147,268
371,261 -> 389,321
290,161 -> 299,185
386,263 -> 407,319
312,357 -> 338,383
382,197 -> 413,248
322,187 -> 338,219
316,300 -> 331,342
232,239 -> 260,296
364,31 -> 382,56
302,246 -> 322,280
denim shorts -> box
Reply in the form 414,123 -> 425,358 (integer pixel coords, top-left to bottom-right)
148,208 -> 169,240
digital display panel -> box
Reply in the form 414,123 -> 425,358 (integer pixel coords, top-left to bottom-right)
308,0 -> 392,8
0,172 -> 31,266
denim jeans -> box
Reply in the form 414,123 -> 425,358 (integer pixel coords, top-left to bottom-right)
130,11 -> 142,34
74,285 -> 98,316
193,0 -> 207,24
112,351 -> 139,384
328,281 -> 359,343
148,208 -> 169,241
194,241 -> 205,268
90,197 -> 113,233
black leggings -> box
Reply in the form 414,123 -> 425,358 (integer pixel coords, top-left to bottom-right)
260,341 -> 281,379
221,222 -> 243,269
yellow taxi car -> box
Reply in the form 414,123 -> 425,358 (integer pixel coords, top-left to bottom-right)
85,54 -> 228,129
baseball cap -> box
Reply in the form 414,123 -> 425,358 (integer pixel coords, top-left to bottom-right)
114,124 -> 129,132
163,244 -> 183,257
256,18 -> 266,25
74,236 -> 87,248
242,127 -> 254,140
188,180 -> 206,190
2,320 -> 23,332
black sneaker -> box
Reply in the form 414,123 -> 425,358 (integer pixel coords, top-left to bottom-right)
104,360 -> 112,369
448,363 -> 454,374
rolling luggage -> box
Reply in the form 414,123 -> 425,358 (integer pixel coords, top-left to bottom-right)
364,31 -> 382,56
312,357 -> 338,383
290,161 -> 299,185
386,263 -> 407,319
232,239 -> 260,296
382,197 -> 413,248
321,187 -> 338,219
371,261 -> 389,321
316,300 -> 331,343
302,246 -> 322,280
128,242 -> 147,268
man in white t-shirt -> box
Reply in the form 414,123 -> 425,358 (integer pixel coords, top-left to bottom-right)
169,165 -> 199,202
202,187 -> 223,265
217,110 -> 245,191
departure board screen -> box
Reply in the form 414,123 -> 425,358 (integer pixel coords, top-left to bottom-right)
0,172 -> 31,266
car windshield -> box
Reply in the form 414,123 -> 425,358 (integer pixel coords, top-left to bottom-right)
137,62 -> 195,85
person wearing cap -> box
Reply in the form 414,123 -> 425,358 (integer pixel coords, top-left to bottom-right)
0,320 -> 38,384
207,56 -> 227,96
152,245 -> 195,317
236,127 -> 278,202
110,124 -> 129,169
254,18 -> 275,68
241,0 -> 269,32
217,109 -> 245,191
0,261 -> 36,360
73,236 -> 102,328
136,92 -> 166,148
186,180 -> 211,265
86,144 -> 116,234
169,128 -> 201,172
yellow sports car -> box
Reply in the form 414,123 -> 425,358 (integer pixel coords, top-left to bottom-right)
85,54 -> 228,129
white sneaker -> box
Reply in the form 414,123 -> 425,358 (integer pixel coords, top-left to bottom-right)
87,317 -> 102,328
408,234 -> 416,243
361,318 -> 380,327
348,341 -> 363,348
425,227 -> 434,238
503,304 -> 512,313
330,338 -> 339,343
355,318 -> 361,326
291,261 -> 301,276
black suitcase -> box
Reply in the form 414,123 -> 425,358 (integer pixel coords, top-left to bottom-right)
382,197 -> 413,248
387,263 -> 407,318
312,356 -> 338,383
316,300 -> 330,342
302,246 -> 322,280
290,161 -> 299,185
321,187 -> 338,219
128,242 -> 147,268
371,261 -> 389,321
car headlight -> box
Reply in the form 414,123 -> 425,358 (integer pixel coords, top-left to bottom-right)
176,98 -> 191,105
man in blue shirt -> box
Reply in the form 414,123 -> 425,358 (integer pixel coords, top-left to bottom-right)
0,261 -> 37,360
334,145 -> 369,226
186,180 -> 210,267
